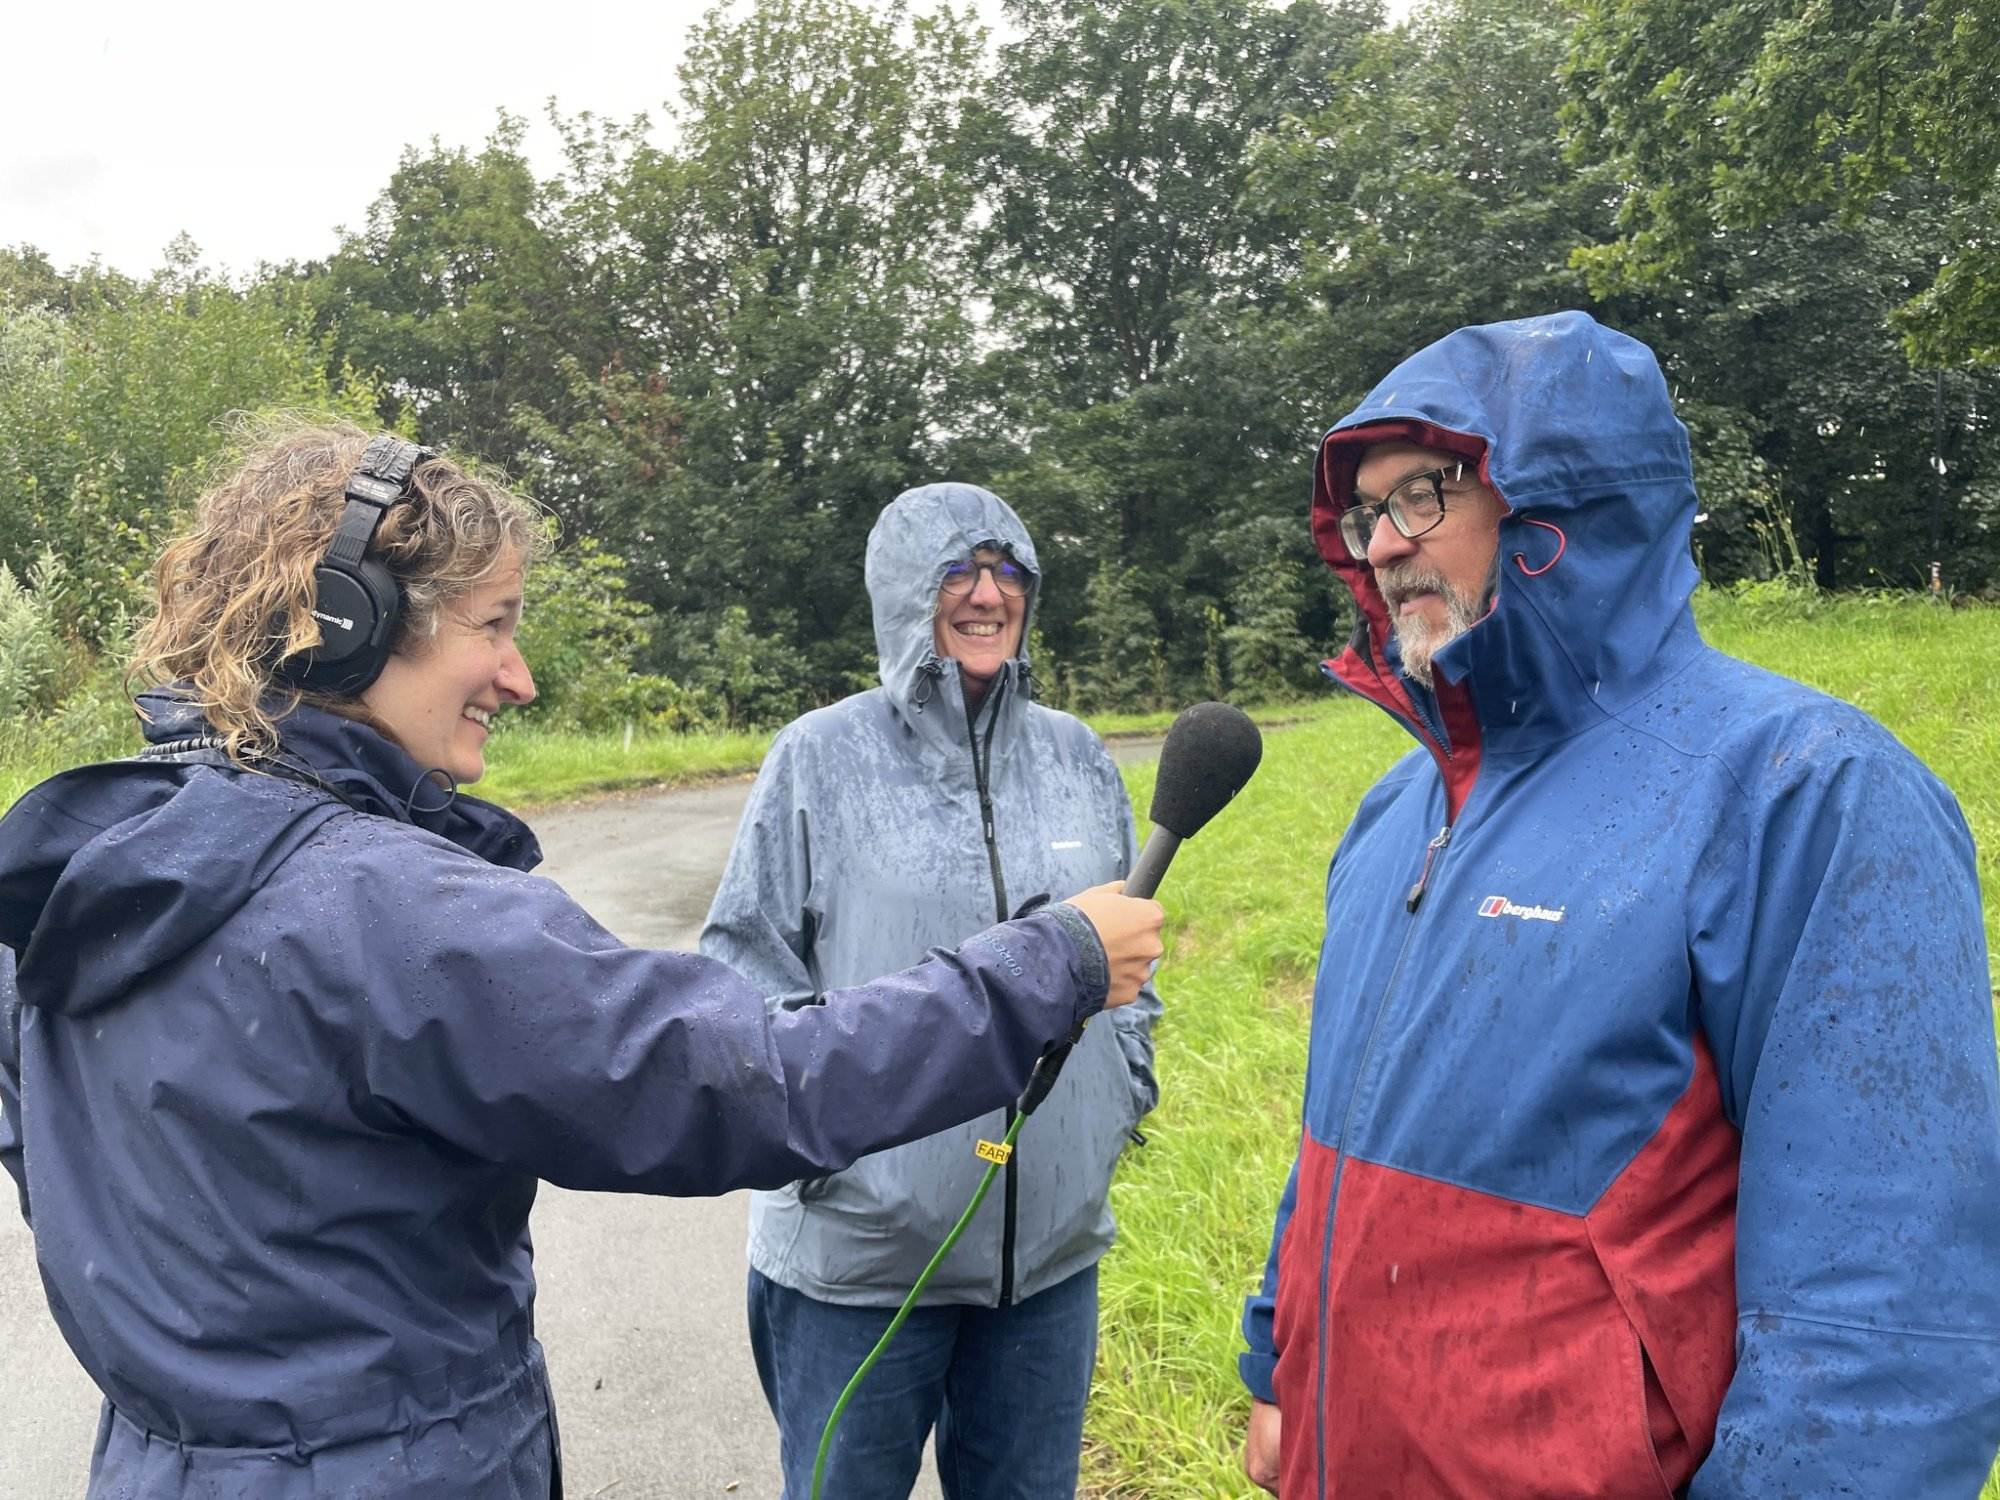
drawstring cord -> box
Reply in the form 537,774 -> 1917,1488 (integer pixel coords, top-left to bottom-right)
912,655 -> 945,712
403,767 -> 458,818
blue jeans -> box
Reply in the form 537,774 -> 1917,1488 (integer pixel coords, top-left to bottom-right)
747,1264 -> 1099,1500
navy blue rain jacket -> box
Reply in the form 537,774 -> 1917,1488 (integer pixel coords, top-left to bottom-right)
0,694 -> 1107,1499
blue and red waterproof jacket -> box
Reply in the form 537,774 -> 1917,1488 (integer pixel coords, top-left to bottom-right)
1240,312 -> 2000,1497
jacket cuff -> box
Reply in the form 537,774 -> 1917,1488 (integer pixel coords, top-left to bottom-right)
1043,902 -> 1109,1021
1239,1350 -> 1278,1404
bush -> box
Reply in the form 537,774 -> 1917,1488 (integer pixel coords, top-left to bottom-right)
0,266 -> 384,647
682,605 -> 815,729
0,549 -> 71,717
562,671 -> 717,734
516,536 -> 716,732
1074,561 -> 1158,713
0,658 -> 139,811
1224,558 -> 1315,704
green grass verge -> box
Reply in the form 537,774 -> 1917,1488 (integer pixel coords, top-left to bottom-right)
473,700 -> 1336,809
1086,588 -> 2000,1496
1078,701 -> 1329,740
473,723 -> 776,808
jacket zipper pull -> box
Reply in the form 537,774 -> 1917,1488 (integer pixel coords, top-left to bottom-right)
981,792 -> 996,845
1406,824 -> 1452,913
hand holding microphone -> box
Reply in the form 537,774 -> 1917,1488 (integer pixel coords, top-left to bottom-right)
1063,881 -> 1165,1008
1030,703 -> 1265,1111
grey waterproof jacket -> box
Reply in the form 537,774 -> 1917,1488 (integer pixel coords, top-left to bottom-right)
701,483 -> 1161,1308
0,694 -> 1111,1499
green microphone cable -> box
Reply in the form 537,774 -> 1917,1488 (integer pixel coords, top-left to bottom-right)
809,1105 -> 1029,1500
807,703 -> 1264,1499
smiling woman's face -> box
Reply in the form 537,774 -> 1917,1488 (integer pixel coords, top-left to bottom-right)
359,555 -> 536,783
933,546 -> 1026,705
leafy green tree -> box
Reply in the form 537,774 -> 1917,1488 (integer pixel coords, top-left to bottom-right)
1249,0 -> 1617,419
513,536 -> 717,731
1564,0 -> 2000,368
1650,207 -> 2000,591
552,0 -> 987,698
1236,0 -> 2000,593
0,244 -> 382,642
1219,512 -> 1323,702
1073,559 -> 1160,711
969,0 -> 1382,699
306,115 -> 613,480
981,0 -> 1379,405
0,244 -> 131,314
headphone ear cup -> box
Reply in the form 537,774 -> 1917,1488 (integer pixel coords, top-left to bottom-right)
283,557 -> 403,695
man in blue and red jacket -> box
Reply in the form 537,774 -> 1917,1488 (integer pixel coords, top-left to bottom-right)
1239,311 -> 2000,1497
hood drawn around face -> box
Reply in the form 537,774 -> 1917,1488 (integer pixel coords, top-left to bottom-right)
865,483 -> 1042,721
1312,310 -> 1703,779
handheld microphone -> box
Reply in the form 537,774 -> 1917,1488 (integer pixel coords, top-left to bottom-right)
1019,702 -> 1264,1114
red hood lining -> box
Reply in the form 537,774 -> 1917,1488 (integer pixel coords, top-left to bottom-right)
1314,419 -> 1498,822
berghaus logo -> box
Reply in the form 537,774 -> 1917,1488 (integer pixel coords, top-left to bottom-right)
1478,895 -> 1565,923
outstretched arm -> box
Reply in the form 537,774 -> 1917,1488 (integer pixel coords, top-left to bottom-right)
345,839 -> 1131,1197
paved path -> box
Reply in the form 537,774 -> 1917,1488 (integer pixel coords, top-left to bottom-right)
1,738 -> 1162,1499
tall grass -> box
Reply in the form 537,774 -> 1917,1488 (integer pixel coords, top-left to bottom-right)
0,667 -> 139,811
1086,589 -> 2000,1496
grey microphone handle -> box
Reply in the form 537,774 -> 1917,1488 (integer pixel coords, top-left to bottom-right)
1123,825 -> 1182,900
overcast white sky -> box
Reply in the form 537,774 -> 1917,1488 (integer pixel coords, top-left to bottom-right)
3,0 -> 1410,280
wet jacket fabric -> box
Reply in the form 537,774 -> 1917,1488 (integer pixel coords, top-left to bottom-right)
0,692 -> 1109,1500
1239,312 -> 2000,1498
701,483 -> 1160,1308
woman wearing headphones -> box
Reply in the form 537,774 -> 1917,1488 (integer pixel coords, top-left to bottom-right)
0,421 -> 1162,1500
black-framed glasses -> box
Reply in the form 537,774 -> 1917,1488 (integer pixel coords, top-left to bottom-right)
940,557 -> 1030,598
1338,463 -> 1465,560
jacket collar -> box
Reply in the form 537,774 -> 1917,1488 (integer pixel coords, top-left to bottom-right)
138,688 -> 541,871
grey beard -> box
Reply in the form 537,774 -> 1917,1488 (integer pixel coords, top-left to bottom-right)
1378,563 -> 1486,689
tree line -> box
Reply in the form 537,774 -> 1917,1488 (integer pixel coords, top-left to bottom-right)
4,0 -> 1997,730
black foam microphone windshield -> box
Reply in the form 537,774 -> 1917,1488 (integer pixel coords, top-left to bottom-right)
1124,702 -> 1264,900
1019,702 -> 1262,1115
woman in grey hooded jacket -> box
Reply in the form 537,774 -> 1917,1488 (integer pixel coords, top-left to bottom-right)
701,483 -> 1161,1499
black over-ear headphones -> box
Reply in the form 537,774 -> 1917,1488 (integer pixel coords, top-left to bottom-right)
277,435 -> 435,696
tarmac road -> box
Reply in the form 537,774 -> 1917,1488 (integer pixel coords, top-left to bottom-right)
1,736 -> 1161,1499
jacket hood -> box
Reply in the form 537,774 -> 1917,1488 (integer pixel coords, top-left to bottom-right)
0,691 -> 538,1018
865,483 -> 1042,739
1313,311 -> 1702,801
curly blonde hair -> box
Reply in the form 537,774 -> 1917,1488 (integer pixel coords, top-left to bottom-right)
129,416 -> 550,765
